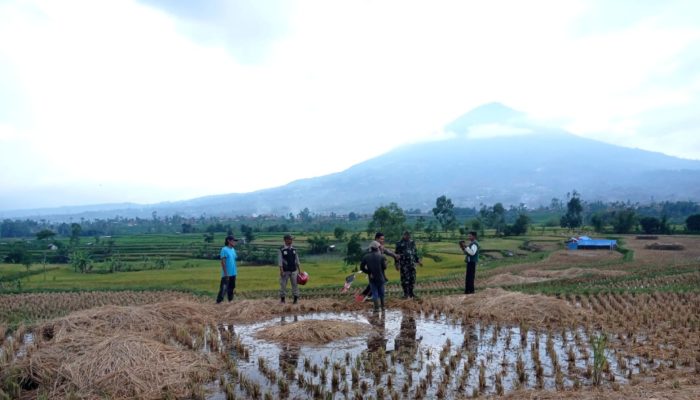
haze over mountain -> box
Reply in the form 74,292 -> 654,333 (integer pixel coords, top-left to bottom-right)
3,103 -> 700,220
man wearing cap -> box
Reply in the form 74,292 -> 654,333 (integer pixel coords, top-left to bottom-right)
395,230 -> 422,299
358,232 -> 398,302
278,234 -> 302,304
360,241 -> 388,311
216,235 -> 238,303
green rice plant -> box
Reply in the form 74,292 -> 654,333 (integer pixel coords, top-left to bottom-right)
590,333 -> 608,386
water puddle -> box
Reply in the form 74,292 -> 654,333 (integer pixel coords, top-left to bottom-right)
207,309 -> 652,399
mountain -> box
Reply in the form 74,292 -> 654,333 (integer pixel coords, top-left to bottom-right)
4,103 -> 700,219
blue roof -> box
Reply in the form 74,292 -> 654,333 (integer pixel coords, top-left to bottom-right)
578,239 -> 617,246
567,236 -> 617,249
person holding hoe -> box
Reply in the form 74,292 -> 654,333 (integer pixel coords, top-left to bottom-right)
278,234 -> 302,304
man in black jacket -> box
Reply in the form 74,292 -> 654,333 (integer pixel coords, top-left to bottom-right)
360,241 -> 387,310
278,234 -> 302,304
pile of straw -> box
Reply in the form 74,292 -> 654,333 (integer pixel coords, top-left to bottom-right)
645,242 -> 685,251
413,288 -> 588,326
256,320 -> 369,345
25,332 -> 215,399
482,273 -> 549,286
458,288 -> 588,325
40,300 -> 216,342
521,268 -> 627,279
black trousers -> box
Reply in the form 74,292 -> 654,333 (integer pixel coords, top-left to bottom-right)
216,276 -> 236,303
465,262 -> 476,294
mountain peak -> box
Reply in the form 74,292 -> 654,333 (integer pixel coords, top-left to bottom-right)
445,102 -> 526,134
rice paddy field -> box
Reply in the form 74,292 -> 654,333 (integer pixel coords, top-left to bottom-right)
1,233 -> 699,399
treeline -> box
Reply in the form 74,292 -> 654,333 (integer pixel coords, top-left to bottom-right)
1,198 -> 699,240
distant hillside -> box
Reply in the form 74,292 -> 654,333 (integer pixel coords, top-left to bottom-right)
4,103 -> 700,219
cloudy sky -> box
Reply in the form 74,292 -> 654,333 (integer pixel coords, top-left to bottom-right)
1,0 -> 699,211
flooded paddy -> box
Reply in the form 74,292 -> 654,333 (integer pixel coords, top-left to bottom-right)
208,309 -> 650,399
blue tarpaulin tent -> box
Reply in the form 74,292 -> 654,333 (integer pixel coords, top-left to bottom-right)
566,236 -> 617,250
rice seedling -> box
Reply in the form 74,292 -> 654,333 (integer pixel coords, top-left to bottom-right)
225,382 -> 236,400
478,361 -> 486,390
590,333 -> 608,386
495,371 -> 504,395
517,354 -> 526,384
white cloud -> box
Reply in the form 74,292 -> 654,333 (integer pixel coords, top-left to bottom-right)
466,124 -> 533,139
0,0 -> 699,210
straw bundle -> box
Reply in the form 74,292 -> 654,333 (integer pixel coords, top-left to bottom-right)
40,301 -> 217,342
24,332 -> 215,399
458,288 -> 587,325
218,299 -> 282,323
644,242 -> 685,251
256,320 -> 369,345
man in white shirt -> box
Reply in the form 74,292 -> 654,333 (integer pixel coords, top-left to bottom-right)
459,231 -> 479,294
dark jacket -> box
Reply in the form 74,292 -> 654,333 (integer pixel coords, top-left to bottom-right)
360,251 -> 387,285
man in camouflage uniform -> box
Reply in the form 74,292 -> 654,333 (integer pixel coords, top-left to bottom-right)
395,230 -> 422,298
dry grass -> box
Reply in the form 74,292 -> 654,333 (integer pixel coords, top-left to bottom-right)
39,300 -> 217,342
521,267 -> 628,279
499,379 -> 700,400
255,320 -> 369,345
644,242 -> 686,251
397,288 -> 589,326
622,234 -> 700,266
23,332 -> 216,399
482,273 -> 550,286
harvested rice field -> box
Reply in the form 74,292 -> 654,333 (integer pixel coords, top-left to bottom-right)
1,234 -> 699,399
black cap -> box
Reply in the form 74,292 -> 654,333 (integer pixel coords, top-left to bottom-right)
283,234 -> 294,240
226,235 -> 238,242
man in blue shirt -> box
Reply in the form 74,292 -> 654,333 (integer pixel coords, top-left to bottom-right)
217,235 -> 238,303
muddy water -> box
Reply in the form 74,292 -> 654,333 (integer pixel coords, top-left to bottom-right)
206,309 -> 646,399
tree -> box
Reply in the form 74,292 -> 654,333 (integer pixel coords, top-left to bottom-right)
333,227 -> 346,241
70,251 -> 93,273
367,203 -> 406,241
686,214 -> 700,232
611,209 -> 637,234
36,229 -> 56,241
240,224 -> 255,243
639,217 -> 662,234
344,233 -> 365,266
4,242 -> 32,269
505,213 -> 530,236
432,195 -> 458,232
590,212 -> 606,233
181,223 -> 195,233
298,208 -> 313,223
479,203 -> 506,235
414,216 -> 426,233
69,223 -> 82,247
307,234 -> 330,254
560,191 -> 583,230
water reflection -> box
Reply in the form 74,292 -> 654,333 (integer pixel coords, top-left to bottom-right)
394,312 -> 417,358
367,310 -> 387,352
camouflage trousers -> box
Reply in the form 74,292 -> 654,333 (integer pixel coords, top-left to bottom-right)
399,262 -> 416,297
